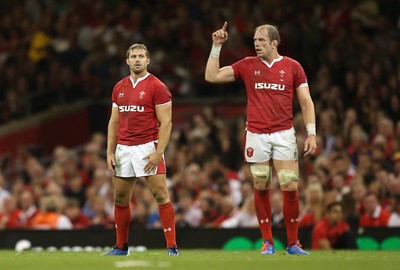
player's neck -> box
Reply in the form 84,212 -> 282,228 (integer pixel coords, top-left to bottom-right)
130,71 -> 149,83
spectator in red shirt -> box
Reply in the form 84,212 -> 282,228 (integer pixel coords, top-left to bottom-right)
312,202 -> 357,250
64,198 -> 92,229
359,193 -> 390,227
7,190 -> 39,229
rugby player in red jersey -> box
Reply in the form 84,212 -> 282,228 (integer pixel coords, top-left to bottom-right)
104,44 -> 179,256
205,22 -> 317,255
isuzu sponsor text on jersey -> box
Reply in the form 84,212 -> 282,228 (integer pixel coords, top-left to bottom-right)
255,82 -> 285,90
119,105 -> 145,112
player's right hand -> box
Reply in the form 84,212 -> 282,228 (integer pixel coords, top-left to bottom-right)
212,21 -> 228,45
107,153 -> 116,174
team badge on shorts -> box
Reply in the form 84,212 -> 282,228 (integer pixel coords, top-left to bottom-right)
246,147 -> 254,157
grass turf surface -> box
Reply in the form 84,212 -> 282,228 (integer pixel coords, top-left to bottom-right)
0,250 -> 398,270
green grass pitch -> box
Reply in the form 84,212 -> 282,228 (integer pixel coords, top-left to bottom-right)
0,249 -> 398,270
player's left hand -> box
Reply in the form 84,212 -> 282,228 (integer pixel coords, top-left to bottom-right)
143,152 -> 163,174
304,135 -> 317,156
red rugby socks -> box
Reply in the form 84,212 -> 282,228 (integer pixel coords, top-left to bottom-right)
159,201 -> 177,248
254,189 -> 273,244
282,190 -> 299,246
114,204 -> 131,250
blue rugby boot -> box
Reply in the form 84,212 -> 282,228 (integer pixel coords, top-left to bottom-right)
102,246 -> 130,256
286,240 -> 310,255
260,240 -> 275,255
167,245 -> 180,256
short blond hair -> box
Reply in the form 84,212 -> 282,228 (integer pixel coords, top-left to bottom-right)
126,43 -> 150,58
255,24 -> 281,46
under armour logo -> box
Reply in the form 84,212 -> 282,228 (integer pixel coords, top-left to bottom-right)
259,218 -> 269,224
290,218 -> 299,223
164,228 -> 172,232
119,93 -> 124,97
254,70 -> 261,75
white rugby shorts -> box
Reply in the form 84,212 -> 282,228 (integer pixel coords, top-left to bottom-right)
114,141 -> 166,178
244,127 -> 298,162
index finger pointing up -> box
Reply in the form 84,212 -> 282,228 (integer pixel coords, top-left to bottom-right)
222,21 -> 227,31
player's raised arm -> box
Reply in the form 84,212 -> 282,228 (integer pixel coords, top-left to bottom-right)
205,22 -> 235,84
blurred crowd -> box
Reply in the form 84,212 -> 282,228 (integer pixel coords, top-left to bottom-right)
1,0 -> 400,231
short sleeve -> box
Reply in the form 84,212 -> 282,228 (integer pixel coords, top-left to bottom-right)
111,83 -> 119,105
154,83 -> 172,106
231,58 -> 250,80
293,61 -> 308,89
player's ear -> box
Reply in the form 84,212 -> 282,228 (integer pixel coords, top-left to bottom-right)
147,58 -> 150,65
126,58 -> 129,65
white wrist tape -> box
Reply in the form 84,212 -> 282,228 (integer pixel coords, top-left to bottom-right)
209,44 -> 222,58
306,123 -> 316,136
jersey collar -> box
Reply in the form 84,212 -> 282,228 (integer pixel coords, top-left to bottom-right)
130,72 -> 150,88
261,56 -> 283,68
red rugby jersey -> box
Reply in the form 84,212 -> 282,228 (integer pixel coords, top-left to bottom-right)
232,56 -> 308,134
111,73 -> 172,146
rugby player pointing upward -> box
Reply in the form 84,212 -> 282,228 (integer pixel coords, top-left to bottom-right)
105,44 -> 179,256
205,22 -> 317,255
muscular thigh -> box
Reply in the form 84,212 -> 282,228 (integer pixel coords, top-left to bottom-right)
112,175 -> 136,205
273,159 -> 298,173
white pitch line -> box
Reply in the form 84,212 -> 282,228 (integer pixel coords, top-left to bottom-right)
114,260 -> 171,268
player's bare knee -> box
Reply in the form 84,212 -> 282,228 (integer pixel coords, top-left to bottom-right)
113,189 -> 130,205
113,196 -> 129,206
152,190 -> 169,204
277,170 -> 299,187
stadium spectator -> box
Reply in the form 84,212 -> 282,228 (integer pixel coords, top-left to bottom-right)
220,196 -> 258,228
359,193 -> 390,227
90,195 -> 114,229
388,195 -> 400,227
175,189 -> 202,228
31,195 -> 73,230
270,191 -> 284,229
64,175 -> 86,207
0,195 -> 18,229
351,179 -> 368,215
64,198 -> 91,229
303,182 -> 325,225
392,152 -> 400,178
0,172 -> 10,213
6,189 -> 39,229
211,196 -> 239,228
131,200 -> 150,229
312,202 -> 357,250
197,192 -> 219,227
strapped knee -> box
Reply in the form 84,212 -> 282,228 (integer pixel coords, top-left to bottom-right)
277,170 -> 299,185
250,165 -> 272,183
